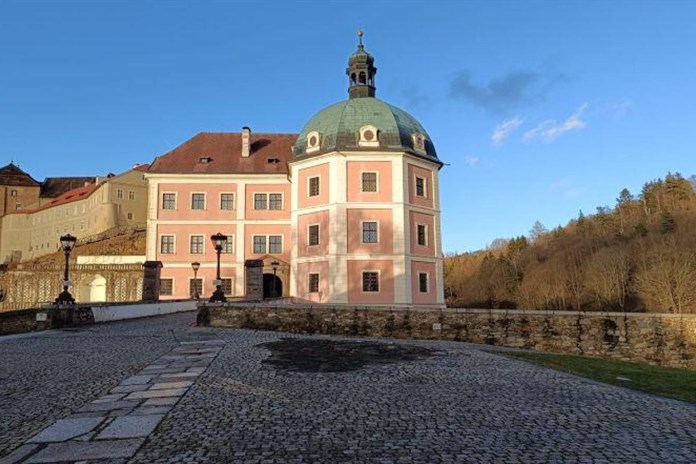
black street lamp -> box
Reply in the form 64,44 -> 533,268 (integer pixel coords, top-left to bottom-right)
55,234 -> 77,304
191,261 -> 201,299
271,260 -> 279,298
209,232 -> 227,302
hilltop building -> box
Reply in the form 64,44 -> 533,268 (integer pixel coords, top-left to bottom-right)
146,35 -> 444,306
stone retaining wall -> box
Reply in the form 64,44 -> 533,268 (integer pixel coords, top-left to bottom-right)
206,305 -> 696,369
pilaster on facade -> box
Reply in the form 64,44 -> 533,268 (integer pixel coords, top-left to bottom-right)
145,178 -> 160,261
393,254 -> 409,304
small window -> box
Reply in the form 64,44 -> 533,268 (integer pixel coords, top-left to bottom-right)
162,193 -> 176,210
269,235 -> 282,254
222,234 -> 234,254
220,193 -> 235,210
308,176 -> 320,197
306,131 -> 321,153
15,203 -> 22,210
359,125 -> 380,147
308,224 -> 319,246
269,193 -> 283,210
160,279 -> 174,296
362,271 -> 379,292
221,278 -> 233,296
254,193 -> 268,210
362,221 -> 378,243
117,189 -> 124,199
128,191 -> 135,200
417,224 -> 427,246
127,212 -> 134,220
189,278 -> 203,298
412,133 -> 426,152
253,236 -> 267,254
361,172 -> 377,192
415,177 -> 426,198
308,273 -> 319,293
419,273 -> 429,293
191,193 -> 205,210
10,190 -> 17,197
160,235 -> 175,254
190,235 -> 204,254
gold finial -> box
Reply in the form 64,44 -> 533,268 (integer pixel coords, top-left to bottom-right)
357,29 -> 363,46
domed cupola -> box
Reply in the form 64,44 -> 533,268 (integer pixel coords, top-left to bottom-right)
292,32 -> 439,163
347,30 -> 377,99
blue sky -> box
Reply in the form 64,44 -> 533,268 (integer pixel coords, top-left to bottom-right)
1,1 -> 695,253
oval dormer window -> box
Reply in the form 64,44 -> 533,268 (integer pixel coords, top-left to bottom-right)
358,125 -> 380,147
306,131 -> 321,154
412,133 -> 426,153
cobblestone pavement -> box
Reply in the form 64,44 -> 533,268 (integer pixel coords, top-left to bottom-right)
2,313 -> 696,463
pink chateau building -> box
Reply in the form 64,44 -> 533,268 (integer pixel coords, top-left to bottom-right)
145,37 -> 444,306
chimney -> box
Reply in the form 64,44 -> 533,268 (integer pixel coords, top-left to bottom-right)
241,126 -> 251,157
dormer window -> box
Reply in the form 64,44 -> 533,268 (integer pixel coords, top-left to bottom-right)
306,131 -> 321,154
199,156 -> 212,164
358,125 -> 380,148
412,133 -> 426,153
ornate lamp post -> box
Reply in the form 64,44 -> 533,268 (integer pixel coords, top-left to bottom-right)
191,261 -> 201,299
209,232 -> 227,302
55,234 -> 77,304
271,260 -> 279,298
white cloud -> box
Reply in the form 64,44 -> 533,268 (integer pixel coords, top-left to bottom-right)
524,103 -> 588,142
464,155 -> 479,167
491,117 -> 523,145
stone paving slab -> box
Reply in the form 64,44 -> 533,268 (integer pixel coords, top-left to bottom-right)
124,388 -> 187,400
25,438 -> 145,463
149,381 -> 194,390
28,417 -> 104,443
96,415 -> 165,439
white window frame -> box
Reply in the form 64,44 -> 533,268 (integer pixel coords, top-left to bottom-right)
358,125 -> 380,147
308,176 -> 320,198
268,192 -> 283,210
159,234 -> 176,254
416,223 -> 428,247
415,176 -> 427,198
361,270 -> 381,293
361,171 -> 379,193
268,234 -> 283,254
189,277 -> 204,298
191,192 -> 206,210
221,233 -> 235,254
189,234 -> 205,254
308,273 -> 320,293
307,223 -> 320,247
252,235 -> 267,254
220,192 -> 235,210
162,192 -> 177,210
361,220 -> 379,244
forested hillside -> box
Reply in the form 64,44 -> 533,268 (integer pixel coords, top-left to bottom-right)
445,173 -> 696,313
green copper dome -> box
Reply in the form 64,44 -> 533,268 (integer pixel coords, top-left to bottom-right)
293,97 -> 438,160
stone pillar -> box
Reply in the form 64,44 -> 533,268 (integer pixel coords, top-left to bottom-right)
141,261 -> 163,302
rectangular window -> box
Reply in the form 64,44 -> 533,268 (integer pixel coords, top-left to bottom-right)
221,278 -> 233,296
117,189 -> 124,199
10,190 -> 17,197
191,193 -> 205,210
362,221 -> 378,243
220,193 -> 235,210
162,193 -> 176,210
128,191 -> 135,200
160,235 -> 175,254
189,278 -> 202,298
190,235 -> 204,254
222,234 -> 234,254
160,278 -> 173,296
308,273 -> 319,293
127,212 -> 134,220
308,176 -> 320,197
15,203 -> 22,210
254,193 -> 268,210
419,273 -> 429,293
417,224 -> 427,246
269,193 -> 283,210
361,172 -> 378,192
362,271 -> 379,292
415,176 -> 426,198
253,235 -> 267,254
269,235 -> 282,254
308,224 -> 319,246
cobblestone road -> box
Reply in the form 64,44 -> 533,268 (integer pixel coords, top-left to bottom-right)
2,312 -> 695,463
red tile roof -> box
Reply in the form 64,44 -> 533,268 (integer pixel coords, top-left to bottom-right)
147,132 -> 297,174
5,182 -> 99,215
40,177 -> 96,198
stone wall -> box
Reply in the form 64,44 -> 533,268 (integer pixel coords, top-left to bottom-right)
206,305 -> 696,369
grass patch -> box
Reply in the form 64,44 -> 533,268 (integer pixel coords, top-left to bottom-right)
497,351 -> 696,404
